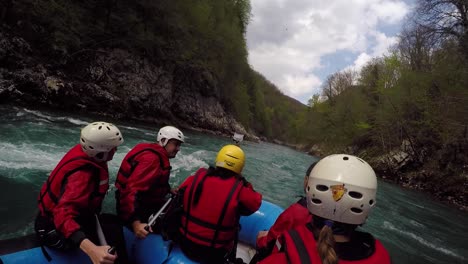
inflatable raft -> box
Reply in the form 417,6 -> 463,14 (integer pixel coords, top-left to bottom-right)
0,200 -> 283,264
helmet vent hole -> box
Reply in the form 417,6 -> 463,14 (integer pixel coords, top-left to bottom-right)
351,208 -> 363,214
369,199 -> 374,205
343,156 -> 349,160
316,185 -> 328,192
106,126 -> 111,130
311,198 -> 322,204
357,158 -> 365,163
98,126 -> 102,130
116,132 -> 120,136
81,138 -> 85,143
349,191 -> 363,199
307,186 -> 310,192
89,146 -> 94,149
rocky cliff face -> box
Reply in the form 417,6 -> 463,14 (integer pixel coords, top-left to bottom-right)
0,27 -> 250,138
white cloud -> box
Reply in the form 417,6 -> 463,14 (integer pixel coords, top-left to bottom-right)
371,31 -> 399,56
352,52 -> 373,70
247,0 -> 410,103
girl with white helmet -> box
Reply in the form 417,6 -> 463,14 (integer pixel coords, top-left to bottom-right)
259,154 -> 391,264
35,122 -> 126,264
115,125 -> 185,239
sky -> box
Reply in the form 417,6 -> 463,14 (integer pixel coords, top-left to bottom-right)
246,0 -> 413,104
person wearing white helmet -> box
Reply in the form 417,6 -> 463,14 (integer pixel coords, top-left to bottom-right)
259,154 -> 391,264
35,122 -> 126,264
115,125 -> 184,239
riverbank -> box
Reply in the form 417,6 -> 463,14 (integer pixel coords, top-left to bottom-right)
290,141 -> 468,212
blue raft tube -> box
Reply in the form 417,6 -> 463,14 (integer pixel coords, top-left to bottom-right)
0,200 -> 284,264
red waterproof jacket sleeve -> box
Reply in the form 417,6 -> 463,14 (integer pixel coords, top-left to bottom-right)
52,170 -> 95,239
256,203 -> 312,249
124,152 -> 162,222
238,180 -> 262,216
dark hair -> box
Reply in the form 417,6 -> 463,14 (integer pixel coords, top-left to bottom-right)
306,160 -> 319,176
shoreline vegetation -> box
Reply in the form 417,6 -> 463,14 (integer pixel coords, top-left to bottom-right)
0,0 -> 467,211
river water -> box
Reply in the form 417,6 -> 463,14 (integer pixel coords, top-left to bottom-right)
0,105 -> 466,263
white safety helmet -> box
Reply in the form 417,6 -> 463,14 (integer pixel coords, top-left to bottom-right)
80,122 -> 124,161
306,154 -> 377,225
157,126 -> 184,147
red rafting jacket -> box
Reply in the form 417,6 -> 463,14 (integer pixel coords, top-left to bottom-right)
256,197 -> 312,250
260,224 -> 391,264
115,143 -> 171,224
179,168 -> 262,250
38,144 -> 109,239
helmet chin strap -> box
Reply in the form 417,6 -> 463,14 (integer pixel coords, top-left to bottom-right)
93,152 -> 109,162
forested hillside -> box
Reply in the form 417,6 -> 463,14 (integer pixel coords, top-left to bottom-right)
296,0 -> 468,209
0,0 -> 306,141
0,0 -> 466,207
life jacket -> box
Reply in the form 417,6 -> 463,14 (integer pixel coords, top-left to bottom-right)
179,168 -> 244,249
256,197 -> 312,252
115,143 -> 171,221
38,144 -> 108,217
281,224 -> 391,264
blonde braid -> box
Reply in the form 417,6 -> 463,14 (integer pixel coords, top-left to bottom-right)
316,225 -> 339,264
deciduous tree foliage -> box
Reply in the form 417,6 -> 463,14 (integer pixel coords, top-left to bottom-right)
298,1 -> 467,202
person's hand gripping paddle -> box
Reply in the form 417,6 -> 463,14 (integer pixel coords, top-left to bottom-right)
95,214 -> 116,255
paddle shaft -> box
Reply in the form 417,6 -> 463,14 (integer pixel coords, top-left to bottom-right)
145,197 -> 173,231
94,214 -> 115,254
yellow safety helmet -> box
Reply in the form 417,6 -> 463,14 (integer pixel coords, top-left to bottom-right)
215,145 -> 245,174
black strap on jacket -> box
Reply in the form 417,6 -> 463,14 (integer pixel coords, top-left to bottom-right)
210,178 -> 242,247
183,169 -> 242,247
118,148 -> 171,179
286,229 -> 311,264
183,169 -> 204,236
39,157 -> 99,215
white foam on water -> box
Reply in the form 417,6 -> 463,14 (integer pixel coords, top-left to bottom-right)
120,125 -> 150,133
409,219 -> 426,228
0,222 -> 35,240
22,108 -> 88,126
0,142 -> 64,171
383,221 -> 464,260
22,108 -> 54,120
170,150 -> 210,180
172,150 -> 210,170
66,118 -> 89,126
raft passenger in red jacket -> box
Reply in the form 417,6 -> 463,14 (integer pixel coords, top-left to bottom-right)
115,125 -> 184,239
35,122 -> 126,264
252,160 -> 318,262
178,144 -> 262,264
259,154 -> 392,264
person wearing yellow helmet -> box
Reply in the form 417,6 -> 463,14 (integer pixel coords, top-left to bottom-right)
177,144 -> 262,264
